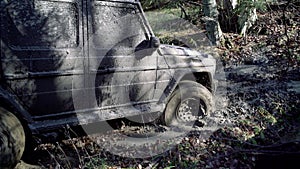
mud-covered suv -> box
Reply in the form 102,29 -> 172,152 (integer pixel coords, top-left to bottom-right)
0,0 -> 217,168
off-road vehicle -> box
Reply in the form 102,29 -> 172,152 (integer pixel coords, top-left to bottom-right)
0,0 -> 217,168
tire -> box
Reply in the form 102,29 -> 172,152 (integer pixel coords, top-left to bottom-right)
0,107 -> 25,169
163,80 -> 214,126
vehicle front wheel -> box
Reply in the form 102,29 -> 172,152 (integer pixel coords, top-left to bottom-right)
0,107 -> 25,169
163,81 -> 214,127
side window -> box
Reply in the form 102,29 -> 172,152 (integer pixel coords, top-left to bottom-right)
4,0 -> 78,49
92,1 -> 148,50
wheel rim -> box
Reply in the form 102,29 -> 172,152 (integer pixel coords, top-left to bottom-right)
176,98 -> 206,123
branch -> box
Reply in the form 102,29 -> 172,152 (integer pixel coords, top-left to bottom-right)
239,149 -> 300,156
0,1 -> 13,11
142,0 -> 172,11
178,2 -> 188,19
212,136 -> 300,150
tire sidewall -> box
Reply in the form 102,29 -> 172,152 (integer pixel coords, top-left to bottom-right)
0,108 -> 25,169
164,81 -> 214,126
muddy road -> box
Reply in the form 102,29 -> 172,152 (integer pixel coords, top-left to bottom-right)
15,58 -> 299,169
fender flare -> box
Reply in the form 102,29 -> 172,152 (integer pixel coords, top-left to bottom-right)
0,86 -> 33,124
158,70 -> 213,104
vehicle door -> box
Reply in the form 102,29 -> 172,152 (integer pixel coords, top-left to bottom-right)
86,0 -> 158,118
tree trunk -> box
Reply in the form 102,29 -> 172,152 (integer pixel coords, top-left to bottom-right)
217,0 -> 258,36
202,0 -> 223,45
240,7 -> 257,36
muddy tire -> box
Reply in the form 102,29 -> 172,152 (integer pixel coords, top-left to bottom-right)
0,107 -> 25,169
163,81 -> 214,126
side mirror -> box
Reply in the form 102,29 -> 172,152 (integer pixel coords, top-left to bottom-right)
150,36 -> 160,48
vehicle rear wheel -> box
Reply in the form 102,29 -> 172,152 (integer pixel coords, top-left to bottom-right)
163,81 -> 214,126
0,107 -> 25,169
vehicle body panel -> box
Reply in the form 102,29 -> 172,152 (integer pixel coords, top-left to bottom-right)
0,0 -> 217,136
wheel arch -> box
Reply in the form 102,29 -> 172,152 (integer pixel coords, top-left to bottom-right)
0,86 -> 37,161
180,72 -> 214,93
158,70 -> 215,105
0,86 -> 34,132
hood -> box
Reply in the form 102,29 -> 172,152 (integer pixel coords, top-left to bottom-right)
158,44 -> 216,69
158,44 -> 212,59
